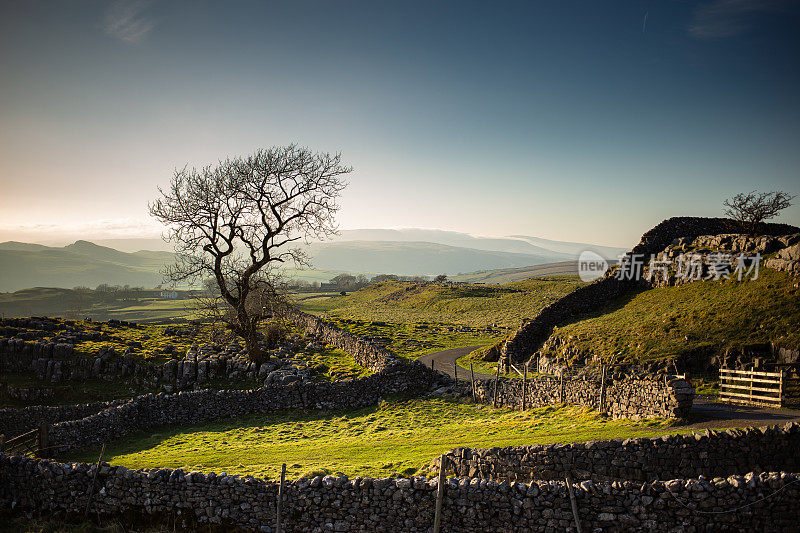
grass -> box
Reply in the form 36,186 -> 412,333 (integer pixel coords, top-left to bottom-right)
318,317 -> 504,362
65,398 -> 682,481
300,277 -> 585,328
0,288 -> 196,323
541,269 -> 800,364
72,322 -> 214,365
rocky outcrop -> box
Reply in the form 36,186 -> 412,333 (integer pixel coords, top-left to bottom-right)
498,218 -> 800,366
648,232 -> 800,286
766,242 -> 800,275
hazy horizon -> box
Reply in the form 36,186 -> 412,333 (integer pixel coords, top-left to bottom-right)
2,1 -> 799,249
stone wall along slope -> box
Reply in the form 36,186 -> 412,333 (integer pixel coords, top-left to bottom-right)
2,453 -> 798,532
443,421 -> 800,482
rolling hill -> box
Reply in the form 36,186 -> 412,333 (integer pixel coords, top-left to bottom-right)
306,240 -> 573,275
0,240 -> 175,292
0,228 -> 624,291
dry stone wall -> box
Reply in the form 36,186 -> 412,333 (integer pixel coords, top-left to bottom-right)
499,276 -> 637,365
284,309 -> 399,372
2,453 -> 799,531
470,373 -> 693,419
39,361 -> 439,454
0,399 -> 129,439
443,421 -> 800,482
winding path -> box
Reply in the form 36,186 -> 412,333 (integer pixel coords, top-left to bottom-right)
416,347 -> 800,429
415,345 -> 495,381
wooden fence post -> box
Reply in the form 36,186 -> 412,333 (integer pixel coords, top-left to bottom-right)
276,462 -> 286,533
565,475 -> 583,533
492,365 -> 500,408
599,365 -> 606,414
522,365 -> 527,411
780,369 -> 785,408
433,454 -> 447,533
37,422 -> 49,457
431,360 -> 435,371
84,443 -> 106,518
453,362 -> 458,381
470,364 -> 476,402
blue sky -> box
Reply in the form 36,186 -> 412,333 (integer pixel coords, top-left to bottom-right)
1,0 -> 798,247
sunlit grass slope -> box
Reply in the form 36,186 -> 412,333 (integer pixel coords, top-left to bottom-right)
66,398 -> 680,481
300,277 -> 585,328
542,269 -> 800,364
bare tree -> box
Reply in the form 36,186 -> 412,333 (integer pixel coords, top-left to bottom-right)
150,145 -> 351,361
724,190 -> 795,235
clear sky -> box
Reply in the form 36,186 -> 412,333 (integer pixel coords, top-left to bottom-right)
1,0 -> 798,248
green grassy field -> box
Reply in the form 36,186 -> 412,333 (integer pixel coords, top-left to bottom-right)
0,287 -> 194,323
541,269 -> 800,364
301,277 -> 584,328
65,398 -> 681,481
318,318 -> 504,361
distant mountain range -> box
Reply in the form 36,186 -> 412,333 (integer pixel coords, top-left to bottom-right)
0,229 -> 626,291
0,240 -> 175,292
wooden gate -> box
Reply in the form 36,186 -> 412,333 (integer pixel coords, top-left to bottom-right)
719,368 -> 800,408
0,423 -> 49,457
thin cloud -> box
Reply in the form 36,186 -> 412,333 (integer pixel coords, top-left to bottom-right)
688,0 -> 795,40
0,218 -> 163,239
102,0 -> 156,44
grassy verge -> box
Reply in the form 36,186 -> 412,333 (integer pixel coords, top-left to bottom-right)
64,398 -> 682,481
541,269 -> 800,364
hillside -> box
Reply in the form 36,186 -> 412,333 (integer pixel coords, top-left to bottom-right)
0,240 -> 176,292
333,228 -> 626,259
538,269 -> 800,366
451,261 -> 581,284
0,287 -> 194,322
299,276 -> 585,327
0,231 -> 626,291
306,240 -> 572,275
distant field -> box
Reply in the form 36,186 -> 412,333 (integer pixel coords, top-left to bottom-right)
0,287 -> 194,323
450,261 -> 580,284
65,399 -> 679,481
300,277 -> 585,328
541,269 -> 800,364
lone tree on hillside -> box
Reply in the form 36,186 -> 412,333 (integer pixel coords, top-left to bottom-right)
150,145 -> 351,361
723,190 -> 796,236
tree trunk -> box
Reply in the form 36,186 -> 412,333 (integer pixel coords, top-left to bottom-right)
243,332 -> 265,363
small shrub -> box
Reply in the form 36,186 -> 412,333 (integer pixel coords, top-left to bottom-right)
263,323 -> 288,350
